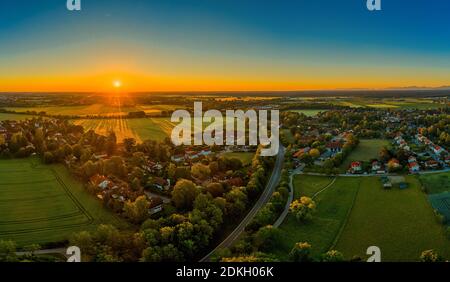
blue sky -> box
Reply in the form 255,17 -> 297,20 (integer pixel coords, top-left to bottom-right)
1,0 -> 449,91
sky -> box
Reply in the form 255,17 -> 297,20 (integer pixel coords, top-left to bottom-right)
0,0 -> 449,92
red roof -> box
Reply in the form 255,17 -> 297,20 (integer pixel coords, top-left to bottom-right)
351,162 -> 361,167
408,162 -> 419,168
326,141 -> 342,149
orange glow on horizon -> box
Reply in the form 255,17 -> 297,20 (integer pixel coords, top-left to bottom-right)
0,71 -> 448,93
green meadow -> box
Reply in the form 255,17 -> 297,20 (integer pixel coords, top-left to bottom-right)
0,158 -> 126,247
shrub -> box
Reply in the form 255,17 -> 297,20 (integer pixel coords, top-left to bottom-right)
289,242 -> 312,262
289,197 -> 316,222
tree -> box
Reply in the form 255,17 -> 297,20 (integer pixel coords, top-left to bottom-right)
289,197 -> 316,222
191,163 -> 211,180
141,244 -> 183,262
43,151 -> 54,164
105,131 -> 117,155
289,242 -> 311,262
23,244 -> 41,257
171,179 -> 200,210
253,225 -> 280,252
0,240 -> 17,262
309,148 -> 320,159
420,249 -> 443,262
103,156 -> 127,178
224,187 -> 248,217
321,250 -> 345,262
123,195 -> 150,224
81,160 -> 98,180
123,138 -> 136,153
205,182 -> 224,198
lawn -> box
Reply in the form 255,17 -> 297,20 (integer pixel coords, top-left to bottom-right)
419,172 -> 450,194
340,139 -> 390,172
272,176 -> 360,260
335,176 -> 450,261
0,158 -> 126,247
292,175 -> 335,198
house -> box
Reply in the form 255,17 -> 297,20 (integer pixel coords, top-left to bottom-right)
408,156 -> 417,163
425,160 -> 439,169
445,156 -> 450,165
293,147 -> 311,159
326,141 -> 342,153
350,161 -> 362,174
148,197 -> 164,215
98,180 -> 112,190
171,154 -> 185,163
408,162 -> 420,173
150,177 -> 169,191
371,161 -> 381,172
185,151 -> 199,160
431,145 -> 445,155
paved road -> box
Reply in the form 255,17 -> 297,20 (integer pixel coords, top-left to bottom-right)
199,146 -> 285,262
300,168 -> 450,178
273,166 -> 301,228
16,248 -> 67,257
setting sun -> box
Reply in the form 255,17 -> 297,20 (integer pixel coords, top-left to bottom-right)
113,80 -> 122,88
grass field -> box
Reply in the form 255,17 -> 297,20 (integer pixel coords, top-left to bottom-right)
4,104 -> 178,117
73,117 -> 174,143
335,176 -> 450,261
288,109 -> 327,117
340,139 -> 390,172
0,113 -> 35,121
419,172 -> 450,194
221,152 -> 255,166
0,158 -> 126,247
293,175 -> 335,198
331,98 -> 444,110
272,176 -> 360,260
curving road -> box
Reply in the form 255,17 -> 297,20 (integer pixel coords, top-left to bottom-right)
199,146 -> 285,262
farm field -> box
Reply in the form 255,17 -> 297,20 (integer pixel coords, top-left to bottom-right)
0,113 -> 36,121
333,98 -> 443,110
335,176 -> 450,261
73,117 -> 174,143
288,109 -> 327,117
339,139 -> 390,172
73,116 -> 248,143
4,104 -> 179,117
272,176 -> 360,260
0,158 -> 126,247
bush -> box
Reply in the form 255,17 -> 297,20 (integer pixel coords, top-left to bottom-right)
289,242 -> 312,262
320,250 -> 345,262
289,197 -> 316,222
420,249 -> 443,262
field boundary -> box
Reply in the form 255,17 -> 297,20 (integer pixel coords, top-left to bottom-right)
328,177 -> 362,251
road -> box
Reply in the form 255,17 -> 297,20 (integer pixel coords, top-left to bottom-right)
273,166 -> 301,228
199,146 -> 285,262
16,248 -> 67,257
